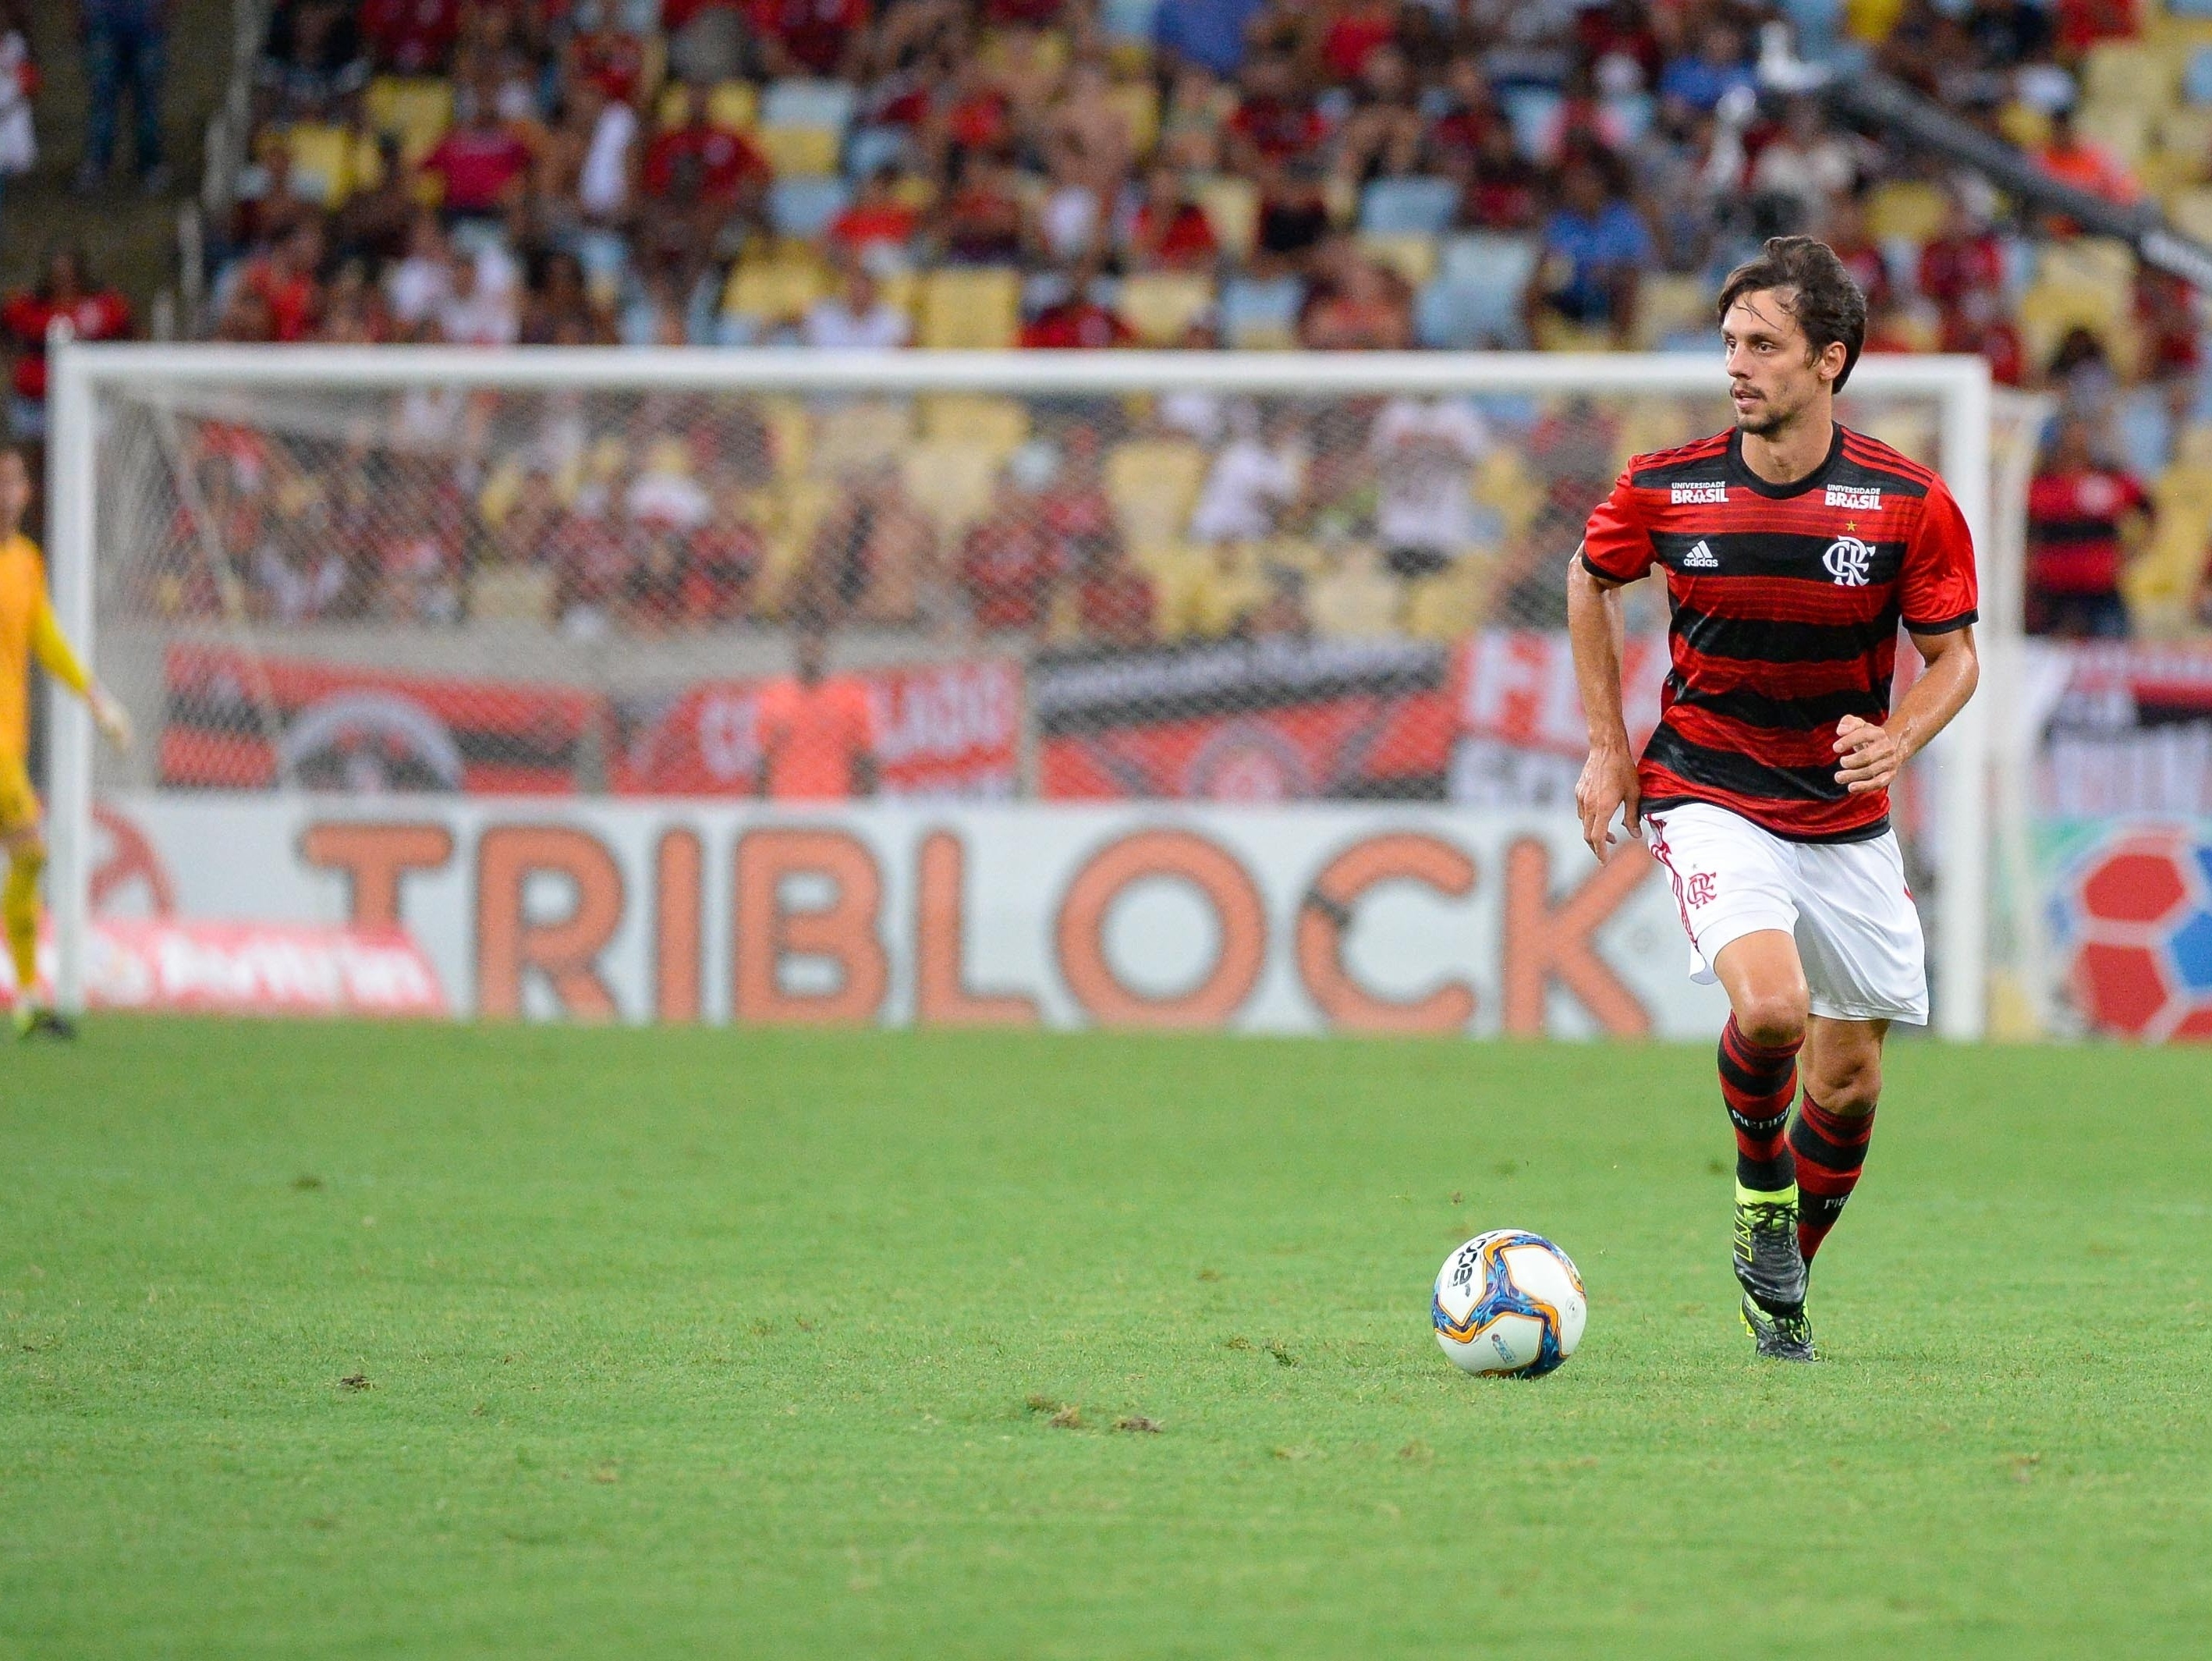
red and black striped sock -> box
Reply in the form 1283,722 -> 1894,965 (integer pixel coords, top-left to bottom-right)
1788,1095 -> 1875,1262
1718,1015 -> 1801,1194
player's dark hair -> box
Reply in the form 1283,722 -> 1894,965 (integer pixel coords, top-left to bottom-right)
1716,235 -> 1868,392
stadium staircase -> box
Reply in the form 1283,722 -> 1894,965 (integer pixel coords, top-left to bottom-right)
0,0 -> 243,329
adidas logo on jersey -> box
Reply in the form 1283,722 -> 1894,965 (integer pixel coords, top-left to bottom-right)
1825,484 -> 1881,509
1682,540 -> 1721,570
1672,481 -> 1728,504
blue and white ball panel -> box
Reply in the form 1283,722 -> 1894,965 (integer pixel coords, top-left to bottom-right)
1433,1230 -> 1587,1378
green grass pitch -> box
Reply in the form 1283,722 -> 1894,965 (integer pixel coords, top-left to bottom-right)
4,1020 -> 2208,1657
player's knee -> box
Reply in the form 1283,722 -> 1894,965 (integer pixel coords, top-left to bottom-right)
1734,988 -> 1808,1050
1817,1056 -> 1882,1114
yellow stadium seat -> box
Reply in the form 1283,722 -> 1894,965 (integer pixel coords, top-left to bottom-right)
812,400 -> 914,477
2083,41 -> 2171,111
1356,232 -> 1438,289
2076,98 -> 2151,165
1148,545 -> 1267,639
1998,101 -> 2051,150
1306,546 -> 1402,638
918,267 -> 1022,349
900,440 -> 1001,534
753,124 -> 841,176
1404,559 -> 1488,642
2171,186 -> 2212,245
1105,80 -> 1161,158
1117,272 -> 1216,345
1105,438 -> 1208,550
470,565 -> 556,623
1861,180 -> 1949,243
722,259 -> 829,325
657,80 -> 758,130
918,394 -> 1029,456
2038,236 -> 2136,293
978,27 -> 1071,85
2158,104 -> 2212,159
1632,273 -> 1709,350
1193,175 -> 1260,261
759,396 -> 811,479
364,76 -> 453,165
285,122 -> 381,207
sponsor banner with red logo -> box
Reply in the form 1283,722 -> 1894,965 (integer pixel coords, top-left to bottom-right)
90,793 -> 1729,1038
161,645 -> 604,795
2031,641 -> 2212,817
1034,639 -> 1456,800
3,918 -> 445,1017
610,659 -> 1022,798
1447,631 -> 1669,807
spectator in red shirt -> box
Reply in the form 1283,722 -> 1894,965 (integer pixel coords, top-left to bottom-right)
2136,268 -> 2202,417
961,474 -> 1062,630
1022,260 -> 1135,349
684,483 -> 763,623
1122,165 -> 1218,270
934,153 -> 1026,265
421,101 -> 534,220
1425,57 -> 1504,176
1916,193 -> 2005,307
2054,0 -> 2139,59
1937,288 -> 2026,387
750,0 -> 867,80
640,82 -> 771,266
2025,414 -> 2146,639
827,166 -> 922,263
1817,193 -> 1893,312
2,246 -> 133,442
641,87 -> 771,206
562,8 -> 650,104
1227,54 -> 1326,175
361,0 -> 461,73
1317,0 -> 1396,87
239,219 -> 327,343
1332,42 -> 1424,190
1074,543 -> 1157,648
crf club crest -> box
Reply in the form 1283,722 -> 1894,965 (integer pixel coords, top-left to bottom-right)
1823,536 -> 1873,586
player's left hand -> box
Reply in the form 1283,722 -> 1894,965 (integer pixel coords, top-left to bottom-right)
90,685 -> 133,754
1832,714 -> 1901,794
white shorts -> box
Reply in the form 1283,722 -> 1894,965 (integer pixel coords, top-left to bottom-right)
1643,801 -> 1928,1024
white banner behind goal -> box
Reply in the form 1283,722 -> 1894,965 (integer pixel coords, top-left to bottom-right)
45,346 -> 2015,1038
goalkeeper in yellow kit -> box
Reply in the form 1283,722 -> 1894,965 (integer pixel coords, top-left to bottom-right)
0,447 -> 131,1039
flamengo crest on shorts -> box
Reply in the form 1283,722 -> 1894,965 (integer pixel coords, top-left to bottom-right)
1578,424 -> 1979,844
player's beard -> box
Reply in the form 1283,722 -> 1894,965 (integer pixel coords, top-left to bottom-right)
1732,385 -> 1809,438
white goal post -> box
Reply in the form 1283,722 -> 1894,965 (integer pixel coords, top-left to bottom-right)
44,344 -> 2009,1037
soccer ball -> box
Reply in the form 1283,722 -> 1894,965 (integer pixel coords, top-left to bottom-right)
1432,1230 -> 1586,1378
2061,827 -> 2212,1042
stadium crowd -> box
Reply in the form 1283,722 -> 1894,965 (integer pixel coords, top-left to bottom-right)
13,0 -> 2212,644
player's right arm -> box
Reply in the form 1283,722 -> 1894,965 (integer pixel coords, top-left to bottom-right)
1567,468 -> 1656,861
28,588 -> 131,753
1568,554 -> 1638,861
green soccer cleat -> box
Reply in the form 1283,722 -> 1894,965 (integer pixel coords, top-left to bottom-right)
13,1003 -> 78,1042
1740,1292 -> 1818,1362
1732,1182 -> 1808,1317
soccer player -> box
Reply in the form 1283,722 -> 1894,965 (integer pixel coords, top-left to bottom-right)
0,446 -> 133,1038
1565,238 -> 1980,1361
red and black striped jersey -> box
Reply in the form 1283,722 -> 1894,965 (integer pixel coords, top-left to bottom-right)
1579,423 -> 1977,843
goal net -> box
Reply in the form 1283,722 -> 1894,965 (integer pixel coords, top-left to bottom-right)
44,346 -> 2023,1036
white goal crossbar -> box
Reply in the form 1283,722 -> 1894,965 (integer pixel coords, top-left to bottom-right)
44,346 -> 1999,1037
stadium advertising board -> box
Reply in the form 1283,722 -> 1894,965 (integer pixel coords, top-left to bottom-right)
90,796 -> 1729,1037
611,660 -> 1021,798
162,645 -> 603,795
